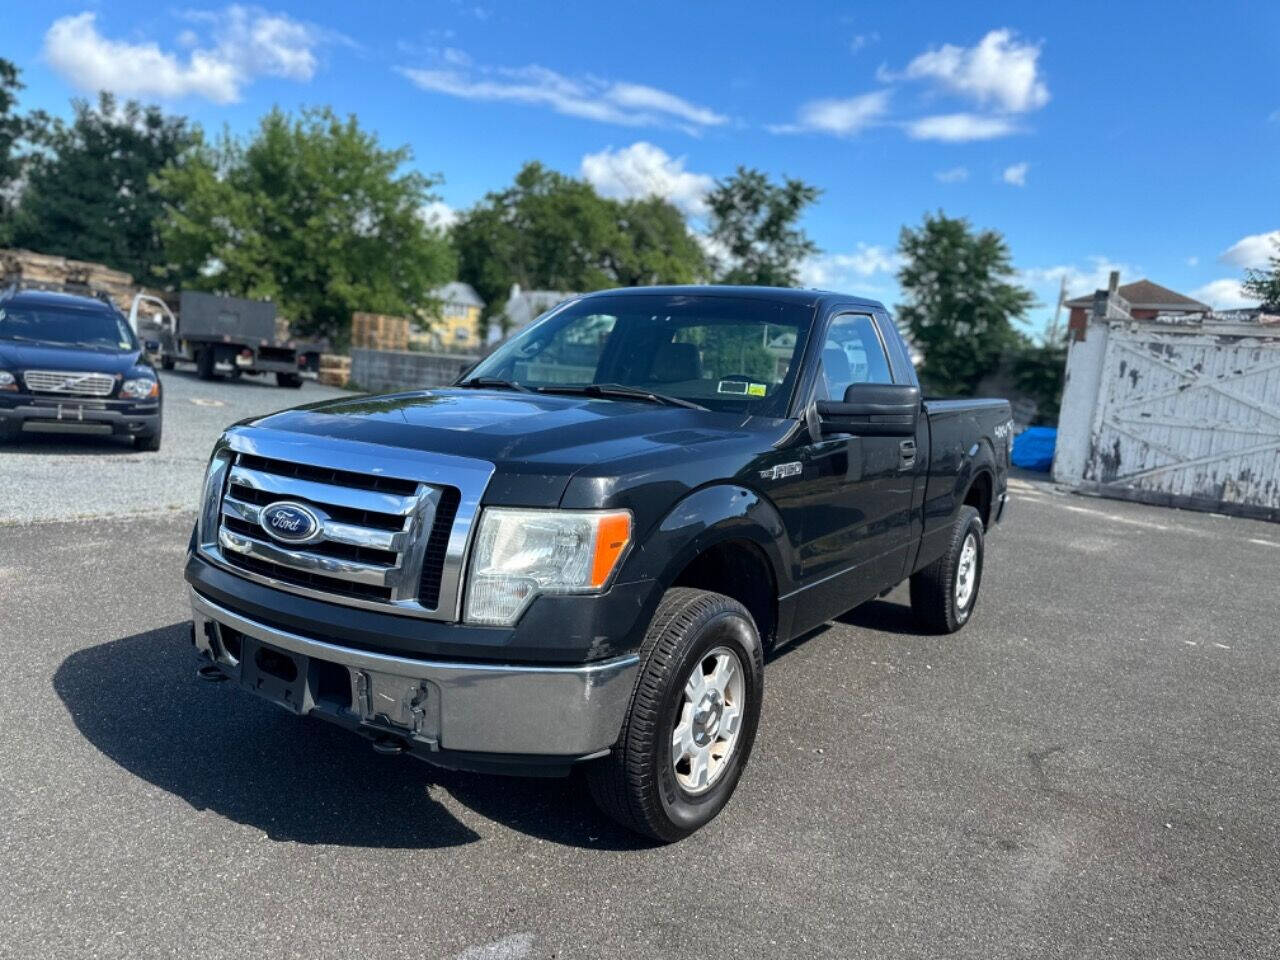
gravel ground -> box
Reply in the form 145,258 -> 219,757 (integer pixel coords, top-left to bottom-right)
0,370 -> 351,524
2,476 -> 1279,959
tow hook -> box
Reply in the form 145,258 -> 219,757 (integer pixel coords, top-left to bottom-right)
371,735 -> 408,756
196,664 -> 228,683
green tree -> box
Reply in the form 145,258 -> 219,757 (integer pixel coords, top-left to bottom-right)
452,162 -> 705,324
704,167 -> 821,286
156,107 -> 455,343
0,58 -> 24,243
1010,338 -> 1067,424
607,196 -> 706,288
12,93 -> 195,279
896,212 -> 1034,395
1242,236 -> 1280,308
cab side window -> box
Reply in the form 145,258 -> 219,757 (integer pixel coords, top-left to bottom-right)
817,314 -> 893,401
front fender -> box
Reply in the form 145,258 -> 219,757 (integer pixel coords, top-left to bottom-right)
621,484 -> 792,595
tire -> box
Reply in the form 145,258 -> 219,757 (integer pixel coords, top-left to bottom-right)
160,356 -> 175,371
587,587 -> 764,843
196,348 -> 216,381
276,373 -> 303,389
910,505 -> 984,634
134,427 -> 162,452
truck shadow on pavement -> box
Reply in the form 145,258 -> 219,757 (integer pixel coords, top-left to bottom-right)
53,623 -> 654,852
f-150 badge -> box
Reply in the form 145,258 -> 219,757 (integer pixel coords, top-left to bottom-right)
760,461 -> 802,481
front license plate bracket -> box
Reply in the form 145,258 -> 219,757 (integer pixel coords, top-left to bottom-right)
238,637 -> 311,714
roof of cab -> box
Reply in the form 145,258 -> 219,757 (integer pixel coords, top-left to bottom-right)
575,284 -> 885,310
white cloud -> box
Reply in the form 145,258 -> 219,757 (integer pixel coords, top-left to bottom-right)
420,200 -> 458,230
398,61 -> 726,131
906,113 -> 1018,142
44,8 -> 324,104
768,90 -> 890,137
580,142 -> 714,216
934,166 -> 969,183
898,29 -> 1049,113
1002,162 -> 1029,186
801,243 -> 902,291
607,83 -> 726,127
1021,256 -> 1140,302
1192,279 -> 1260,311
1220,229 -> 1280,269
1186,256 -> 1199,267
850,32 -> 880,54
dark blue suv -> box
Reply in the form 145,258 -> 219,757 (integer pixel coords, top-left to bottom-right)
0,287 -> 163,450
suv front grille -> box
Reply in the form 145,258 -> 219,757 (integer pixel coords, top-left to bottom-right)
214,452 -> 457,614
23,370 -> 115,396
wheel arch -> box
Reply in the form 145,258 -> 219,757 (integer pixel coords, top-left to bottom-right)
626,484 -> 790,647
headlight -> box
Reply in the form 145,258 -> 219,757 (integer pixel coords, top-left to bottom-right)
0,371 -> 15,391
121,376 -> 159,399
464,508 -> 632,625
197,444 -> 233,551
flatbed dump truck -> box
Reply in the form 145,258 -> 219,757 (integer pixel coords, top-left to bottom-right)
145,291 -> 322,389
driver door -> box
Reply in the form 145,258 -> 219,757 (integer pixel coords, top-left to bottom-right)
794,312 -> 917,631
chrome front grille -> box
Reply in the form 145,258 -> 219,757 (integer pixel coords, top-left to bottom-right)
22,369 -> 115,396
198,428 -> 494,621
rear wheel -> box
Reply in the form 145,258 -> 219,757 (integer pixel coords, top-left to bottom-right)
160,356 -> 175,371
910,505 -> 984,633
587,587 -> 764,842
196,348 -> 216,381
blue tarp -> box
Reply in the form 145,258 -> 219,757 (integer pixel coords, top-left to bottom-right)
1012,426 -> 1056,472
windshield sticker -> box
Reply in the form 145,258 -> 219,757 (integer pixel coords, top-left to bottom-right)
717,380 -> 768,396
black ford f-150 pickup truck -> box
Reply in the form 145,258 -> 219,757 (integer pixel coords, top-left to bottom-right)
187,286 -> 1010,840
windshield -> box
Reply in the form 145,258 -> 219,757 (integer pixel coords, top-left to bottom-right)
0,303 -> 138,352
468,294 -> 815,417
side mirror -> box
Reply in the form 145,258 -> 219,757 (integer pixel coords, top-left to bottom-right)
144,339 -> 161,353
815,382 -> 920,437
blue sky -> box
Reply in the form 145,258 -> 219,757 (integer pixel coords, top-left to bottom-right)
6,1 -> 1279,329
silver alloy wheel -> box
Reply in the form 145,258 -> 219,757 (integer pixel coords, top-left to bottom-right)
671,646 -> 746,796
955,531 -> 978,609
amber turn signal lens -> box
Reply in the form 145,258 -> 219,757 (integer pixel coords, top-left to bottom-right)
590,512 -> 632,588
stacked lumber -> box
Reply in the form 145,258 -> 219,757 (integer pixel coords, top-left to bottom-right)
1,248 -> 137,311
318,353 -> 350,387
351,312 -> 410,351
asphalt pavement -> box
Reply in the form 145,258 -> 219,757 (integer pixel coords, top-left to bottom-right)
2,415 -> 1279,957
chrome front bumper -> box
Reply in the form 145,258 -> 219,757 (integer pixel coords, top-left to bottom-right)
190,589 -> 639,758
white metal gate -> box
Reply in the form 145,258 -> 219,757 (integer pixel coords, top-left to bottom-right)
1082,322 -> 1280,520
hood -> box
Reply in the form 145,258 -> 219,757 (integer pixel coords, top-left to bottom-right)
0,340 -> 144,376
248,388 -> 776,506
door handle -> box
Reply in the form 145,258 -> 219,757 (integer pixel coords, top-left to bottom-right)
899,440 -> 917,470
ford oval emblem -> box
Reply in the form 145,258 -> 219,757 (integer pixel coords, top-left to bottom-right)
259,501 -> 321,544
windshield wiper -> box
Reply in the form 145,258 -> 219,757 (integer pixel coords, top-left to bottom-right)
457,376 -> 532,393
0,334 -> 61,345
536,383 -> 707,411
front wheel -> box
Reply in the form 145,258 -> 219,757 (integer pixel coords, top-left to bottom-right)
587,588 -> 764,843
910,505 -> 984,634
276,373 -> 303,388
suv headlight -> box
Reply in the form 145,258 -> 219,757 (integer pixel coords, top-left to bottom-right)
463,508 -> 632,626
120,376 -> 159,399
0,371 -> 15,391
